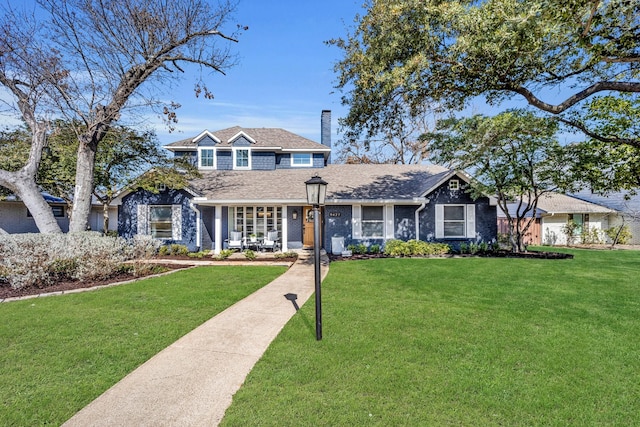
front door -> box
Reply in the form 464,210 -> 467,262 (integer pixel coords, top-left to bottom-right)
303,206 -> 315,248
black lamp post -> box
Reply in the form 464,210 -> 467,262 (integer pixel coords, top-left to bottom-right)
305,175 -> 328,340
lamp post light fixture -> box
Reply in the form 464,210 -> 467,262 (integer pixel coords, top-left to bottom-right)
305,175 -> 328,340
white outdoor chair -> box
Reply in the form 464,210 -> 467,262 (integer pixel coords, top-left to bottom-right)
260,230 -> 280,252
227,231 -> 244,251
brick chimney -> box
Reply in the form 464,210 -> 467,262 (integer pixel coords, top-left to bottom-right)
321,110 -> 331,165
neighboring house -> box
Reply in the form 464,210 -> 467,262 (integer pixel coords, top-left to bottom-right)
116,111 -> 498,253
0,193 -> 118,234
570,189 -> 640,245
498,192 -> 618,246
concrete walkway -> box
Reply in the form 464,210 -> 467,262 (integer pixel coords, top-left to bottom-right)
63,251 -> 329,427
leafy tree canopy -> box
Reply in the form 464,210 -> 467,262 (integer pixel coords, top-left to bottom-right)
425,109 -> 570,251
330,0 -> 639,147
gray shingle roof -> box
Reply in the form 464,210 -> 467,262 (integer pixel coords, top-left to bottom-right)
498,192 -> 617,217
189,164 -> 451,203
164,127 -> 329,151
536,192 -> 617,214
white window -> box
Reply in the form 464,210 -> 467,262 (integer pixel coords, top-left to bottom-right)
138,204 -> 182,240
291,153 -> 312,167
449,179 -> 460,190
150,206 -> 173,239
362,206 -> 384,238
435,204 -> 476,238
353,205 -> 394,239
199,148 -> 215,168
233,148 -> 251,169
229,206 -> 282,238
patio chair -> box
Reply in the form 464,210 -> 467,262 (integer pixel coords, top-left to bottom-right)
227,231 -> 244,251
260,230 -> 280,252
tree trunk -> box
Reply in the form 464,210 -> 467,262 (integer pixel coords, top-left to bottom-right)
0,172 -> 62,234
103,202 -> 110,234
0,122 -> 62,234
69,140 -> 97,232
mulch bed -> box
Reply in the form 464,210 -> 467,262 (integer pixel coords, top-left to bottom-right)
329,250 -> 573,262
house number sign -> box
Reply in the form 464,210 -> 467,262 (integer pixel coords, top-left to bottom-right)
328,211 -> 341,217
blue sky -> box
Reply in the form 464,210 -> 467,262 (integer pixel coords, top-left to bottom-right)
153,0 -> 366,146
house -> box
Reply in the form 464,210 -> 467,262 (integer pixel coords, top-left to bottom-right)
116,111 -> 498,253
498,192 -> 618,246
0,193 -> 117,234
570,189 -> 640,245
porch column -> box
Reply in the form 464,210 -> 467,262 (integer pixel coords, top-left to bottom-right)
281,206 -> 288,252
214,205 -> 222,254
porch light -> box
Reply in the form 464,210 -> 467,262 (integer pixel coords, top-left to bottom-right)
304,175 -> 328,341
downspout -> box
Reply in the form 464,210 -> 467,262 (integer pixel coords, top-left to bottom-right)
415,200 -> 428,240
189,202 -> 201,251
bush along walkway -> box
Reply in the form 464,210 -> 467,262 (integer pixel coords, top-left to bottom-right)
62,250 -> 329,427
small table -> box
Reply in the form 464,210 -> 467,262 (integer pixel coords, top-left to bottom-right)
246,238 -> 262,251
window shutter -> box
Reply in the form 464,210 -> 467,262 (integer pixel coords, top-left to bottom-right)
353,205 -> 362,239
435,204 -> 444,239
172,205 -> 182,241
385,205 -> 394,239
137,204 -> 149,235
466,204 -> 476,238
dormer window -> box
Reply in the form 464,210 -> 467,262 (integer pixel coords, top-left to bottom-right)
199,148 -> 215,168
291,153 -> 312,167
449,179 -> 460,191
233,148 -> 251,170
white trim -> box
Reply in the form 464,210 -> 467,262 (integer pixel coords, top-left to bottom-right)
290,152 -> 313,167
193,130 -> 221,144
385,205 -> 395,239
435,203 -> 476,239
214,206 -> 222,254
232,147 -> 251,170
282,206 -> 288,251
352,204 -> 362,239
435,204 -> 444,239
229,131 -> 256,144
282,148 -> 331,152
171,205 -> 182,240
466,204 -> 476,238
198,147 -> 216,169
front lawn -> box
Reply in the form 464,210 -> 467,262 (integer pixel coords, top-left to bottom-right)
222,249 -> 640,426
0,265 -> 286,426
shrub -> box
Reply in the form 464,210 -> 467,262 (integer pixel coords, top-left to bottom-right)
275,251 -> 298,259
347,243 -> 368,254
562,220 -> 579,245
0,232 -> 152,290
369,244 -> 381,254
580,226 -> 603,244
215,249 -> 234,260
605,224 -> 632,245
384,240 -> 411,257
170,244 -> 189,256
383,239 -> 450,257
244,249 -> 257,261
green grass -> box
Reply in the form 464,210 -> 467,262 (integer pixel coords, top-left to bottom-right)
222,249 -> 640,426
0,265 -> 286,426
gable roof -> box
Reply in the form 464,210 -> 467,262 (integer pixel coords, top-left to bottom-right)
188,164 -> 452,204
498,192 -> 617,218
164,127 -> 330,152
536,192 -> 617,214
